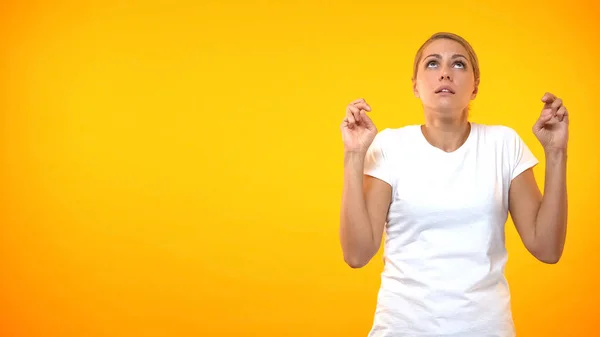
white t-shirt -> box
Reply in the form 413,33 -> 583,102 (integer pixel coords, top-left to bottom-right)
363,122 -> 538,337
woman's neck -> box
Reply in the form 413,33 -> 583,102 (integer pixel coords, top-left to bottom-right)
421,111 -> 471,153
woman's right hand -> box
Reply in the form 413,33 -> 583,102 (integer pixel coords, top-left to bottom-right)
340,98 -> 378,154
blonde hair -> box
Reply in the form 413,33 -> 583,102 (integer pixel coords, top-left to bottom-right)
412,32 -> 480,83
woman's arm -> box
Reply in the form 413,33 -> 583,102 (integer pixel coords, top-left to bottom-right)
509,92 -> 569,264
509,149 -> 568,264
339,152 -> 391,268
339,98 -> 391,268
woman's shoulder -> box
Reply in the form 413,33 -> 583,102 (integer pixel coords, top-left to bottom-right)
472,122 -> 522,140
368,125 -> 421,155
376,124 -> 421,139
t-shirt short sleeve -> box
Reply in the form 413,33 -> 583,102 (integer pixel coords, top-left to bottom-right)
507,127 -> 539,181
363,129 -> 394,188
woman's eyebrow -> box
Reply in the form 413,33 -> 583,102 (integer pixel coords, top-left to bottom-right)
423,54 -> 468,60
451,54 -> 467,60
424,53 -> 442,60
423,53 -> 467,60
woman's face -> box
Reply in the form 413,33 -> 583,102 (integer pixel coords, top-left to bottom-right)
413,38 -> 478,117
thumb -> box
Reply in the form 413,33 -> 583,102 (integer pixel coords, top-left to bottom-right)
533,109 -> 553,132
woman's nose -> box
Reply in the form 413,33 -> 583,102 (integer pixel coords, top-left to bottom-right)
439,65 -> 452,81
439,72 -> 451,81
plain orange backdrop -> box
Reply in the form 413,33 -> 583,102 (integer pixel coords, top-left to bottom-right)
1,1 -> 599,336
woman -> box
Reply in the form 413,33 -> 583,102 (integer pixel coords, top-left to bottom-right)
339,32 -> 568,337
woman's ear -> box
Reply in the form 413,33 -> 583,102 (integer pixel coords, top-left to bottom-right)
471,78 -> 480,99
412,78 -> 420,98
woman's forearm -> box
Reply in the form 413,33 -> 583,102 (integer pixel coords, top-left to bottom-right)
340,152 -> 377,267
534,149 -> 568,263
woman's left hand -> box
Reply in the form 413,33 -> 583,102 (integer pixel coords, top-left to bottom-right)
533,92 -> 569,152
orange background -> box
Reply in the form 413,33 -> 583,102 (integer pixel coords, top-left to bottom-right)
1,1 -> 599,336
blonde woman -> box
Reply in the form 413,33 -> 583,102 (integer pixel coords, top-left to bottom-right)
339,32 -> 568,336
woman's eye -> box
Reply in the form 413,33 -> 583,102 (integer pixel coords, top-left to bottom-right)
454,61 -> 465,68
427,61 -> 437,68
